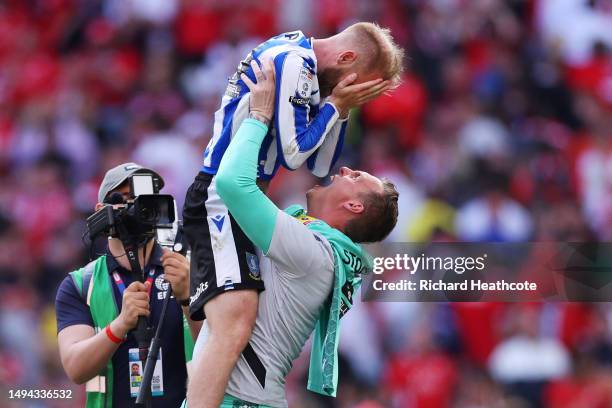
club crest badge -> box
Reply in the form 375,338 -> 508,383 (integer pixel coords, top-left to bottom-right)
246,252 -> 261,280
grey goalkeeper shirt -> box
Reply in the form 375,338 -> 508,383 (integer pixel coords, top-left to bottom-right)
192,210 -> 335,407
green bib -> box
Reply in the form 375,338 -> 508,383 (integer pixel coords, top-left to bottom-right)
69,255 -> 194,408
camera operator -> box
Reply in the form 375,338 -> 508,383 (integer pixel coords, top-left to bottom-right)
55,163 -> 201,407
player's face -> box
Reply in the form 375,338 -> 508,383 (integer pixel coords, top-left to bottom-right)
308,167 -> 383,208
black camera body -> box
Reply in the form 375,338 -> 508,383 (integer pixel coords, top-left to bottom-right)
86,194 -> 176,243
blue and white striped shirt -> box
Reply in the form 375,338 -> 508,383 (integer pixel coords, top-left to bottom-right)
202,31 -> 347,180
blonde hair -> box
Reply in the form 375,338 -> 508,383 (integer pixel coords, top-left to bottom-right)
342,22 -> 405,88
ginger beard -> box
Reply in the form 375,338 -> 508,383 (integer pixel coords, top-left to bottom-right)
317,66 -> 346,98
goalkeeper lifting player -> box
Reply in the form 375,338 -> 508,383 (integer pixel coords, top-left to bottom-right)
182,22 -> 404,407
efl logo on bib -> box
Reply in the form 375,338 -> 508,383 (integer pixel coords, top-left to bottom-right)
155,275 -> 170,300
155,275 -> 169,292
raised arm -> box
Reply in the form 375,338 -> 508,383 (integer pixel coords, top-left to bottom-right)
216,60 -> 335,276
215,60 -> 279,254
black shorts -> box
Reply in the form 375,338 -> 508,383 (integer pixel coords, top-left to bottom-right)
183,172 -> 265,321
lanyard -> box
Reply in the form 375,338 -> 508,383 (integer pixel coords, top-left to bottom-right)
112,267 -> 156,297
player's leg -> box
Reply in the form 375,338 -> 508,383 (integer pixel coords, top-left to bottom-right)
187,290 -> 258,407
182,172 -> 264,407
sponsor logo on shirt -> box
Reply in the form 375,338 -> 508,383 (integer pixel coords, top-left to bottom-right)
289,95 -> 310,106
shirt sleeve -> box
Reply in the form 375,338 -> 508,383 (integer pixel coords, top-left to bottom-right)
307,117 -> 348,177
55,275 -> 94,333
216,118 -> 279,254
266,211 -> 335,278
274,52 -> 341,170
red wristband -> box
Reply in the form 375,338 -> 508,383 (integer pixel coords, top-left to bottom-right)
105,324 -> 124,344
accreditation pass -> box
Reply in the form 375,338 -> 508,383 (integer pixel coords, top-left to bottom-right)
129,348 -> 164,397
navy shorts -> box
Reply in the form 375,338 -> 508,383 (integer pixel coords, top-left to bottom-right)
183,172 -> 264,321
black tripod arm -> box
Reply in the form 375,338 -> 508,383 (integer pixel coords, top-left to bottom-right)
135,285 -> 173,405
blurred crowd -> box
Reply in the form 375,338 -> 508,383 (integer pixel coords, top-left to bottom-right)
1,0 -> 612,407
